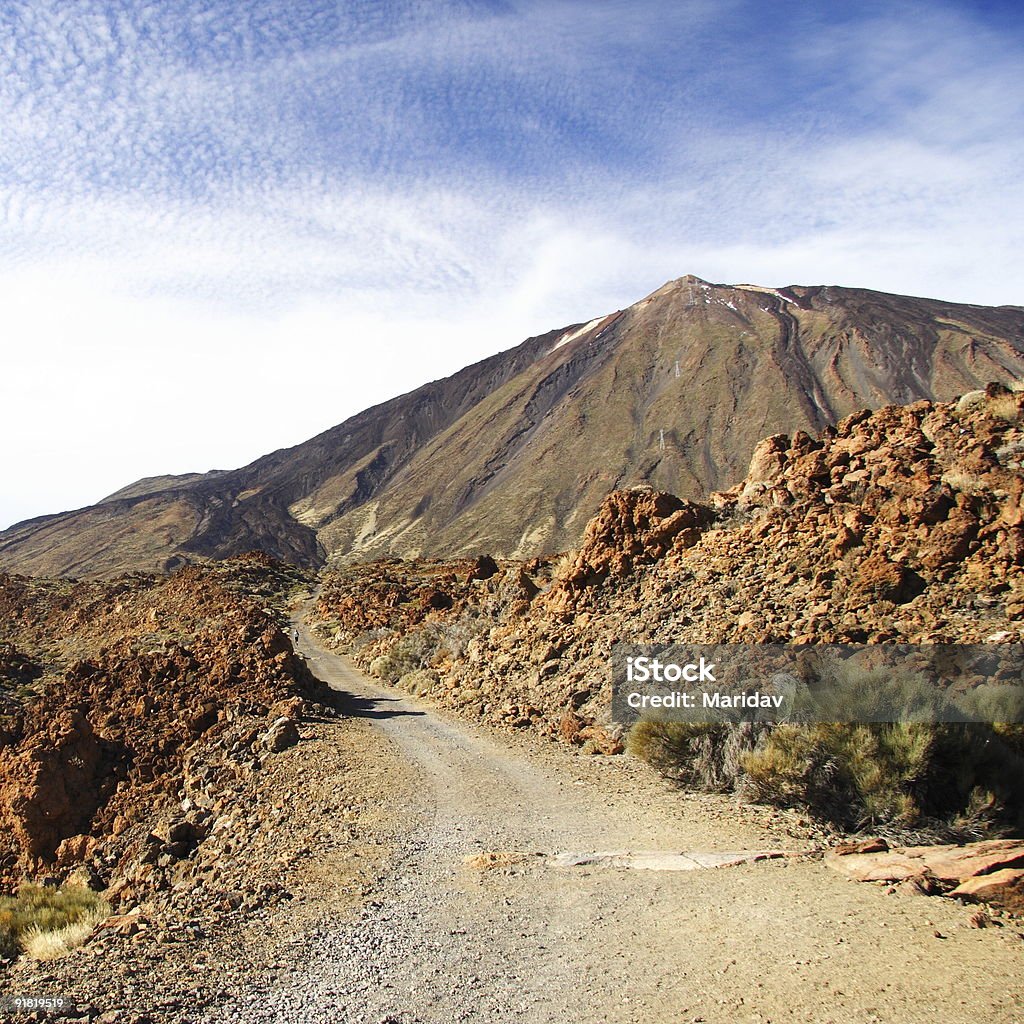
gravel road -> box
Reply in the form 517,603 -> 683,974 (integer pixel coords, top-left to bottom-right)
201,622 -> 1024,1024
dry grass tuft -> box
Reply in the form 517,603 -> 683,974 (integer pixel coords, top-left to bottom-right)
626,720 -> 765,792
0,883 -> 109,961
20,908 -> 108,960
986,393 -> 1023,423
940,465 -> 987,495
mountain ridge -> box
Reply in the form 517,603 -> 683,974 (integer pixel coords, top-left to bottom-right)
3,276 -> 1023,577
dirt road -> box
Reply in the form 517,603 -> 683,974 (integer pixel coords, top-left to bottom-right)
204,622 -> 1024,1024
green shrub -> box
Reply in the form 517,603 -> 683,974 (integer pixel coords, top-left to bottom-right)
739,722 -> 1024,833
369,626 -> 443,682
739,723 -> 924,827
626,720 -> 766,792
790,655 -> 955,723
628,716 -> 1024,836
958,684 -> 1024,726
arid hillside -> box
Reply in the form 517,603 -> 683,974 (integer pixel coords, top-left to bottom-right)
0,391 -> 1022,1019
311,383 -> 1024,834
3,278 -> 1024,577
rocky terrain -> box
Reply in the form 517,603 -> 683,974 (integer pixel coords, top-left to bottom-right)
314,383 -> 1023,722
825,836 -> 1024,916
310,382 -> 1024,837
3,278 -> 1024,578
0,557 -> 332,901
0,384 -> 1021,1019
0,367 -> 1022,1019
8,637 -> 1022,1024
0,557 -> 420,1019
1,675 -> 408,1023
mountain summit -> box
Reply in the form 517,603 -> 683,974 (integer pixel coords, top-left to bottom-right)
3,278 -> 1023,577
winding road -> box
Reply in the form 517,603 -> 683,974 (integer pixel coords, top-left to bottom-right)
203,619 -> 1024,1024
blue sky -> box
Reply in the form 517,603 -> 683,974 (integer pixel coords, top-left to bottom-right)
1,0 -> 1022,529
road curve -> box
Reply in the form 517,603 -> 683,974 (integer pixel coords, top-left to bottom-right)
202,619 -> 1024,1024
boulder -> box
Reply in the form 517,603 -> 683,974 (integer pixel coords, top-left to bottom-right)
831,837 -> 889,856
467,554 -> 499,582
422,588 -> 454,610
745,434 -> 790,485
54,832 -> 99,867
848,554 -> 925,605
550,489 -> 712,596
826,839 -> 1024,911
900,839 -> 1024,882
261,716 -> 299,753
269,696 -> 305,722
824,850 -> 924,882
950,868 -> 1024,914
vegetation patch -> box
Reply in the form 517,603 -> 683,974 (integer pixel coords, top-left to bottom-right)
368,620 -> 485,685
0,883 -> 109,960
625,721 -> 765,792
629,719 -> 1024,837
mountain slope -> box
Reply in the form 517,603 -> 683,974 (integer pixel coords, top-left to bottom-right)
2,276 -> 1023,577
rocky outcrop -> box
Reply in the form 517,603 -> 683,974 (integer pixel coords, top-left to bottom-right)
826,838 -> 1024,915
311,385 -> 1024,761
543,489 -> 711,617
0,564 -> 335,893
313,557 -> 493,643
951,869 -> 1024,914
825,838 -> 1024,883
261,716 -> 300,753
0,709 -> 109,863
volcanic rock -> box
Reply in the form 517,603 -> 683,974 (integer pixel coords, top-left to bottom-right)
950,869 -> 1024,914
262,717 -> 300,753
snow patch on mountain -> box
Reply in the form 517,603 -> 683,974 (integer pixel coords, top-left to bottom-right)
549,314 -> 613,354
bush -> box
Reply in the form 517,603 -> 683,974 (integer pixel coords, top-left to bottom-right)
985,393 -> 1022,423
739,723 -> 927,827
368,619 -> 486,683
626,720 -> 766,792
399,668 -> 440,696
789,652 -> 974,723
739,722 -> 1024,833
369,625 -> 444,682
0,883 -> 109,961
628,717 -> 1024,836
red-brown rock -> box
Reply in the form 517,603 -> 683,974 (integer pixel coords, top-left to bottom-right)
950,868 -> 1024,914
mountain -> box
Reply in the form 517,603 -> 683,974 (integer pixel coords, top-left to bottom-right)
2,276 -> 1023,577
308,381 -> 1024,833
